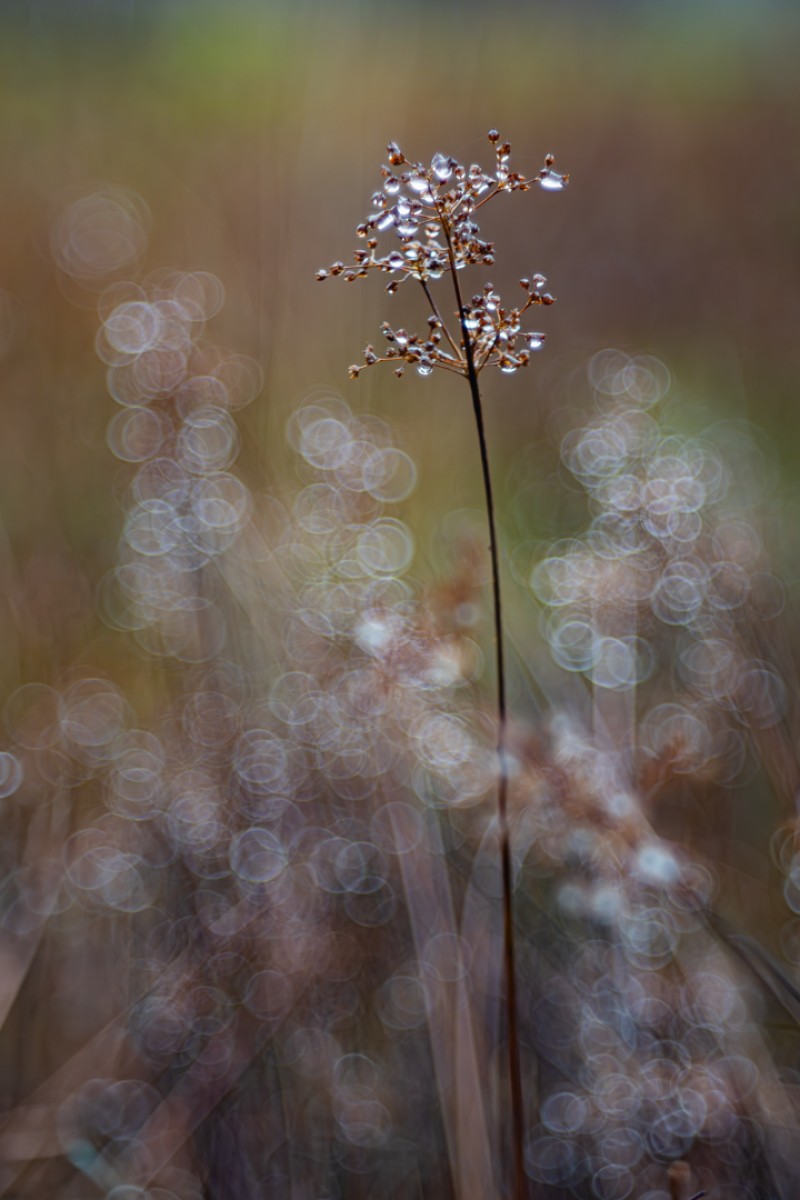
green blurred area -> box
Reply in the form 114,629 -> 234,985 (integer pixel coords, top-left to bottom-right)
1,0 -> 799,678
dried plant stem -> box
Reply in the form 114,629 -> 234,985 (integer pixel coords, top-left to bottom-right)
468,371 -> 524,1200
437,226 -> 525,1200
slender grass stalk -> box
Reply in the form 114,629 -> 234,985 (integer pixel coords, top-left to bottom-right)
466,343 -> 525,1200
437,221 -> 524,1200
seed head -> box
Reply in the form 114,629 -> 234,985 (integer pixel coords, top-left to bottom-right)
317,132 -> 569,381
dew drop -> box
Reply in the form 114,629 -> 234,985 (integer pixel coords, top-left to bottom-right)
538,170 -> 568,192
528,333 -> 546,351
417,360 -> 433,377
431,153 -> 452,182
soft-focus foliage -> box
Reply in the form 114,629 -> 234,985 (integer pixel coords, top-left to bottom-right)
2,3 -> 800,1199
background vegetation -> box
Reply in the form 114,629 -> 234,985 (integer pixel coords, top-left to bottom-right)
2,2 -> 800,1198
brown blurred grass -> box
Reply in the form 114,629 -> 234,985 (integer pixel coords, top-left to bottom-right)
0,7 -> 799,1195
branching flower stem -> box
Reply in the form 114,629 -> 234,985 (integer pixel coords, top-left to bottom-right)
319,132 -> 568,1199
439,213 -> 526,1200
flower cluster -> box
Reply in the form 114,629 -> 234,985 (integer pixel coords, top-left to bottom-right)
317,131 -> 568,380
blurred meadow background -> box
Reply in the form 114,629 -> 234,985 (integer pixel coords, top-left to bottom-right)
3,1 -> 800,1198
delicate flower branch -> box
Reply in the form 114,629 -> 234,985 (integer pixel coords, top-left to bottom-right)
317,131 -> 567,380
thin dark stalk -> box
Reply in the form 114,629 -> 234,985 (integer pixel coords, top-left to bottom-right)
439,216 -> 525,1200
420,278 -> 462,359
